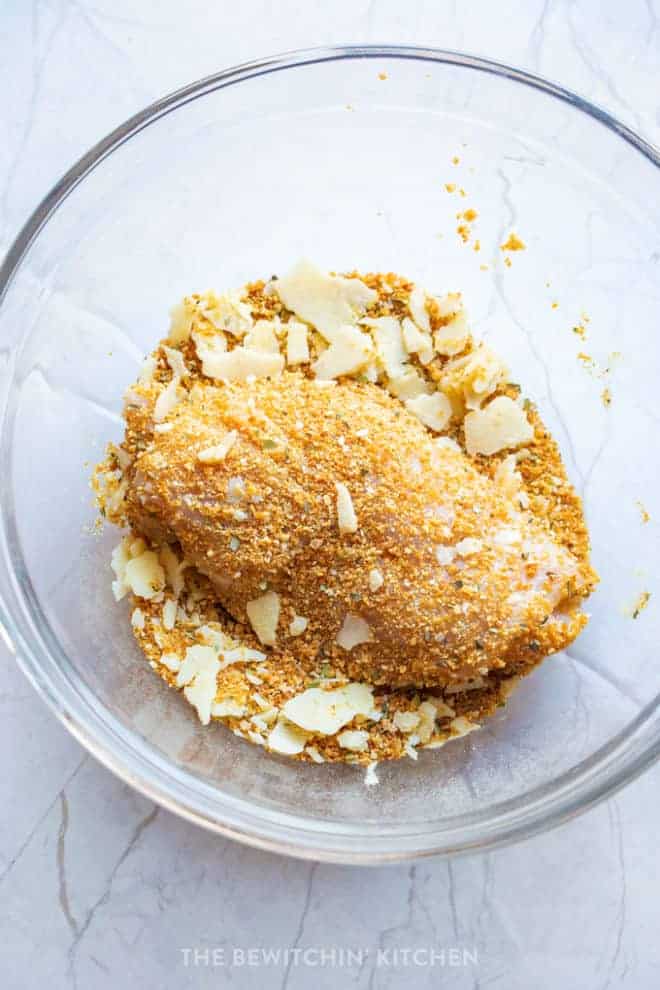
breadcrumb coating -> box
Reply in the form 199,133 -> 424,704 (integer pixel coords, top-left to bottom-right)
126,375 -> 591,689
93,267 -> 598,765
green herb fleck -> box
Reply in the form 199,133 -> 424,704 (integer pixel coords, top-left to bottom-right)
632,591 -> 651,619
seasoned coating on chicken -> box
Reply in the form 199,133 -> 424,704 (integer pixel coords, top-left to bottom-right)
125,374 -> 592,688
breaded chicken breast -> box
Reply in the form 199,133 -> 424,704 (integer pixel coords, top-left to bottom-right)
125,374 -> 592,688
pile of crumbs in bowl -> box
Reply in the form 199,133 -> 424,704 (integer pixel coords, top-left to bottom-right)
93,261 -> 598,769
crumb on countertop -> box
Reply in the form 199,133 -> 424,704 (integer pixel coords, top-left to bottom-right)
631,591 -> 651,619
500,233 -> 526,252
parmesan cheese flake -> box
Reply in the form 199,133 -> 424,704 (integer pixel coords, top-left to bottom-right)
282,683 -> 375,735
246,590 -> 281,646
335,482 -> 358,534
275,260 -> 377,342
464,396 -> 534,456
197,430 -> 238,464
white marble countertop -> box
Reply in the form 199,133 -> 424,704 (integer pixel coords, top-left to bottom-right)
2,2 -> 660,987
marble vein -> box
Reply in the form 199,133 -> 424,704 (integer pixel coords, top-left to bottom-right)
644,0 -> 659,45
66,805 -> 159,989
0,753 -> 87,887
566,0 -> 645,133
528,0 -> 552,69
0,0 -> 69,238
57,793 -> 79,936
280,861 -> 318,990
601,800 -> 628,989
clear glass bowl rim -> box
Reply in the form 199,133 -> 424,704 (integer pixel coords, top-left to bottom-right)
1,44 -> 659,864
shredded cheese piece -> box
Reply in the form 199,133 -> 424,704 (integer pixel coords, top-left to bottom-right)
197,430 -> 238,464
312,325 -> 373,380
289,615 -> 309,637
368,568 -> 384,592
464,396 -> 534,456
335,482 -> 358,534
153,377 -> 181,422
246,590 -> 281,646
275,260 -> 377,342
405,392 -> 452,432
286,321 -> 310,365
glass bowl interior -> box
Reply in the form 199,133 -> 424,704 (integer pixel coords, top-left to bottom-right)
1,47 -> 659,861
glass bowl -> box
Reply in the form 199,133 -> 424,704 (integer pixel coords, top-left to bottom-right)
1,46 -> 659,863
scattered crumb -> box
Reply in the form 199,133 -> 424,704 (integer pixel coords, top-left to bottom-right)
578,350 -> 621,383
473,240 -> 481,253
545,281 -> 551,287
378,72 -> 387,80
345,104 -> 354,111
551,301 -> 559,310
452,156 -> 460,165
455,208 -> 478,247
601,387 -> 612,407
500,233 -> 526,252
631,591 -> 651,619
459,188 -> 466,197
444,183 -> 456,193
479,264 -> 489,271
572,322 -> 587,340
636,500 -> 651,524
504,257 -> 512,268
